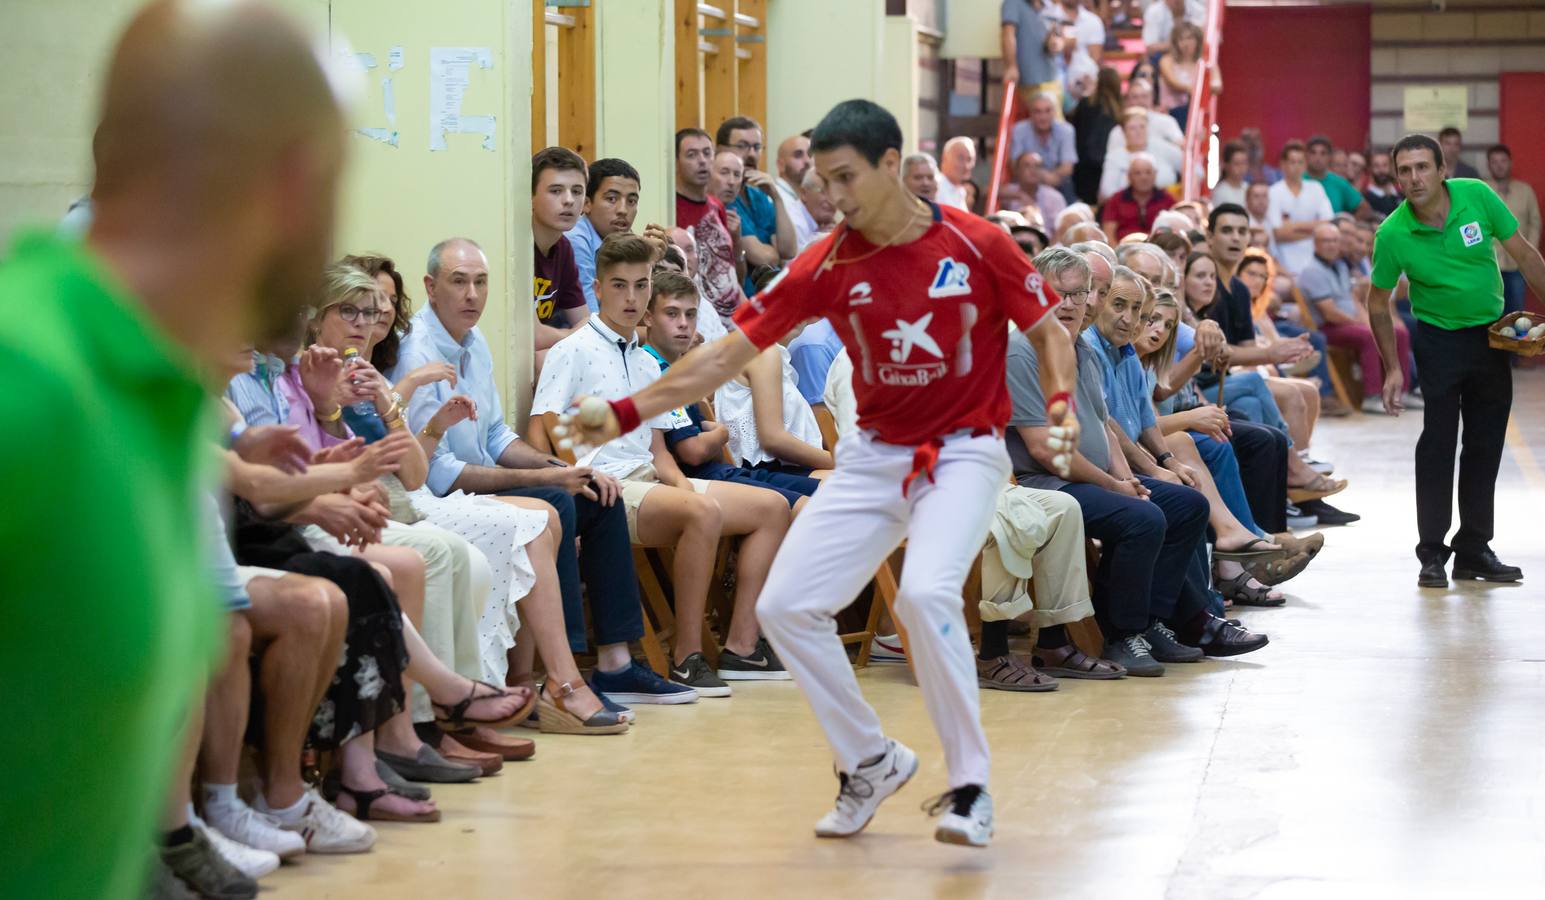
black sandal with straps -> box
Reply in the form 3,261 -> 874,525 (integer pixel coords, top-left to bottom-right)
324,776 -> 440,823
432,679 -> 534,731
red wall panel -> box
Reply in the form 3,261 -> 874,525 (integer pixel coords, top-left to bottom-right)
1216,6 -> 1371,156
1499,72 -> 1545,314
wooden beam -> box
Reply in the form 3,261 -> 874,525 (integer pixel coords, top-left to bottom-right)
675,0 -> 702,130
532,0 -> 547,155
704,0 -> 738,134
556,0 -> 596,157
736,0 -> 765,129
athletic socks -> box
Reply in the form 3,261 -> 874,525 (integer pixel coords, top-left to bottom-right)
265,794 -> 309,826
203,782 -> 241,814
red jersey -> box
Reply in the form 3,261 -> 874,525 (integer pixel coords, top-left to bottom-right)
734,203 -> 1059,447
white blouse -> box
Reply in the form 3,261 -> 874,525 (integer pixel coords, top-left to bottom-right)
714,345 -> 824,467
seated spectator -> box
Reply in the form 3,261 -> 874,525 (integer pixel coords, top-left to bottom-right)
1157,21 -> 1206,131
1063,220 -> 1108,247
1232,248 -> 1346,417
714,337 -> 834,476
566,157 -> 669,313
963,179 -> 982,213
667,225 -> 729,343
774,133 -> 822,249
1105,82 -> 1185,169
718,116 -> 798,290
1013,152 -> 1069,228
1010,91 -> 1078,203
1012,223 -> 1051,256
1210,140 -> 1249,208
676,127 -> 746,326
529,234 -> 795,690
1299,223 -> 1418,414
1010,252 -> 1263,675
1362,150 -> 1402,219
1054,202 -> 1096,244
1068,66 -> 1123,204
936,136 -> 976,210
1052,0 -> 1105,63
902,151 -> 940,201
394,238 -> 693,710
1485,143 -> 1542,316
1142,0 -> 1206,55
643,271 -> 820,507
1346,150 -> 1367,190
1101,112 -> 1179,201
787,314 -> 844,407
1305,135 -> 1370,218
1267,140 -> 1334,274
1149,229 -> 1191,273
531,147 -> 592,352
1439,126 -> 1481,179
1239,126 -> 1281,185
1100,153 -> 1176,240
798,166 -> 838,248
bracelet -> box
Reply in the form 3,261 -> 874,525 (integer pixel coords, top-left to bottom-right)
319,405 -> 343,423
1046,391 -> 1075,415
421,421 -> 444,441
609,397 -> 642,434
386,414 -> 408,431
1155,451 -> 1175,466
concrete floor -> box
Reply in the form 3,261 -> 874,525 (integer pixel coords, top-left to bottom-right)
268,369 -> 1545,900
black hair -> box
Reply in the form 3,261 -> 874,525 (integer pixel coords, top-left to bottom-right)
715,116 -> 761,148
1208,202 -> 1249,233
585,158 -> 642,200
675,127 -> 712,156
1487,143 -> 1511,159
1307,134 -> 1334,151
532,146 -> 587,193
1186,229 -> 1208,246
1391,134 -> 1443,171
1221,140 -> 1246,164
810,99 -> 903,167
1438,126 -> 1462,140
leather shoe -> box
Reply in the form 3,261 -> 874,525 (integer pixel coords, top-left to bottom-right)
1297,499 -> 1360,526
376,744 -> 480,784
1179,613 -> 1269,657
1418,558 -> 1449,588
1453,550 -> 1523,583
450,727 -> 537,761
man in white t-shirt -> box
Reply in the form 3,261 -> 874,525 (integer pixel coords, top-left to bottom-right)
1142,0 -> 1206,53
774,133 -> 821,252
936,136 -> 976,210
1266,140 -> 1334,274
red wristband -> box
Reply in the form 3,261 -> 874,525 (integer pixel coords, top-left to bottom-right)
1047,390 -> 1075,415
609,396 -> 642,433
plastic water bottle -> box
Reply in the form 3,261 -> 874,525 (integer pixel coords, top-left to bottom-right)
340,348 -> 377,418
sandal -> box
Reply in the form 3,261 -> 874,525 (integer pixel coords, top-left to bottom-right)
1287,474 -> 1347,502
538,680 -> 629,735
1245,549 -> 1312,586
325,776 -> 440,823
1212,537 -> 1284,561
976,655 -> 1059,692
433,680 -> 534,731
1031,645 -> 1126,680
1214,568 -> 1286,607
1272,531 -> 1324,558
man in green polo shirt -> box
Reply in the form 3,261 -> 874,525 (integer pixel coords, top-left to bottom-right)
1307,135 -> 1372,218
1367,133 -> 1545,589
0,3 -> 346,898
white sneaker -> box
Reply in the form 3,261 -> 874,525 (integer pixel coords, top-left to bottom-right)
205,797 -> 306,860
814,739 -> 919,838
257,787 -> 376,854
1360,396 -> 1391,415
868,634 -> 907,663
925,785 -> 994,847
1402,392 -> 1424,410
190,811 -> 280,880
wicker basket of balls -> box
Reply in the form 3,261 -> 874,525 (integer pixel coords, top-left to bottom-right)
1489,312 -> 1545,357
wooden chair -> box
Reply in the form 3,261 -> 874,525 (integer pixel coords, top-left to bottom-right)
1292,286 -> 1362,410
538,411 -> 722,676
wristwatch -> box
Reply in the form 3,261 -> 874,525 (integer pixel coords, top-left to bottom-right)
1155,451 -> 1175,466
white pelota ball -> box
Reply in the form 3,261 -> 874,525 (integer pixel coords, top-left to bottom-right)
1516,316 -> 1533,331
558,438 -> 573,451
579,396 -> 610,427
1530,324 -> 1545,340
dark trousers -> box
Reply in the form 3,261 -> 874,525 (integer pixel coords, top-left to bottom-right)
1501,270 -> 1527,316
1224,418 -> 1290,534
1411,322 -> 1512,561
1275,320 -> 1335,396
497,486 -> 645,652
1059,478 -> 1209,635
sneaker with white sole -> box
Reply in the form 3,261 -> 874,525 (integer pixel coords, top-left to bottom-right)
814,738 -> 919,838
868,634 -> 907,663
717,638 -> 793,681
191,811 -> 279,880
924,784 -> 994,847
204,798 -> 306,860
256,787 -> 375,854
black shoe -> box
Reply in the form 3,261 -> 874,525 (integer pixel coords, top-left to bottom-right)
1179,613 -> 1269,657
717,638 -> 793,681
1143,621 -> 1204,662
1418,558 -> 1449,588
670,651 -> 732,697
1453,550 -> 1523,583
1298,499 -> 1359,526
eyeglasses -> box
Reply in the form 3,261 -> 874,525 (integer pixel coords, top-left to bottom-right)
728,141 -> 763,154
1059,289 -> 1091,304
334,303 -> 389,325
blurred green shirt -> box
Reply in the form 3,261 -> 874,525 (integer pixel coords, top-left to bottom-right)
0,232 -> 221,900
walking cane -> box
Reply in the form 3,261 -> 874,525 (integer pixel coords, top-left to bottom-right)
1215,359 -> 1229,410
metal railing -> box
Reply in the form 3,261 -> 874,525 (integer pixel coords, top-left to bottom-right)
1181,0 -> 1224,200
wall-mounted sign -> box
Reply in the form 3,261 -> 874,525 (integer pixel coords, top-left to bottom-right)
1403,85 -> 1468,134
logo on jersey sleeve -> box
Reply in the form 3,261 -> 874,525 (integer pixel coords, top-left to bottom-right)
928,258 -> 972,298
1025,272 -> 1052,306
1460,221 -> 1483,247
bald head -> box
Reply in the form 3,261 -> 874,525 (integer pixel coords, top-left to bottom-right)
669,227 -> 698,278
424,238 -> 490,341
940,137 -> 976,183
1064,221 -> 1107,246
87,0 -> 349,358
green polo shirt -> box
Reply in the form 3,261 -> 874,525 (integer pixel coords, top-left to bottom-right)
1371,178 -> 1519,330
0,232 -> 221,900
1307,170 -> 1364,215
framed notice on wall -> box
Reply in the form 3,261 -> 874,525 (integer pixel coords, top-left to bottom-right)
1403,86 -> 1468,133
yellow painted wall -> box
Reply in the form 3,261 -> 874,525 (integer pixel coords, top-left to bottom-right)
765,0 -> 887,145
939,0 -> 999,60
881,15 -> 923,155
595,0 -> 677,229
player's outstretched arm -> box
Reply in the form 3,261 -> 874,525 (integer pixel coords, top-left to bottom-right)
567,329 -> 762,446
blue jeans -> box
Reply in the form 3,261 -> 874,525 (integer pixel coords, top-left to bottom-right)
1189,433 -> 1264,537
1059,478 -> 1209,635
1218,371 -> 1293,446
1274,320 -> 1334,396
496,486 -> 645,652
1501,269 -> 1527,316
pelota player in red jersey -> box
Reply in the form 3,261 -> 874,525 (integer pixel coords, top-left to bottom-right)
564,99 -> 1079,847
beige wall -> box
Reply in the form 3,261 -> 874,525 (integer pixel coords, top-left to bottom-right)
881,15 -> 923,155
766,0 -> 887,145
595,0 -> 677,229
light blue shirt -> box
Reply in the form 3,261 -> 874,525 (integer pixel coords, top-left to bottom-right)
568,216 -> 604,313
225,352 -> 290,427
787,319 -> 843,406
391,306 -> 519,496
1083,327 -> 1156,441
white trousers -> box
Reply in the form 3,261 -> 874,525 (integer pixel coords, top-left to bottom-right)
757,430 -> 1010,789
